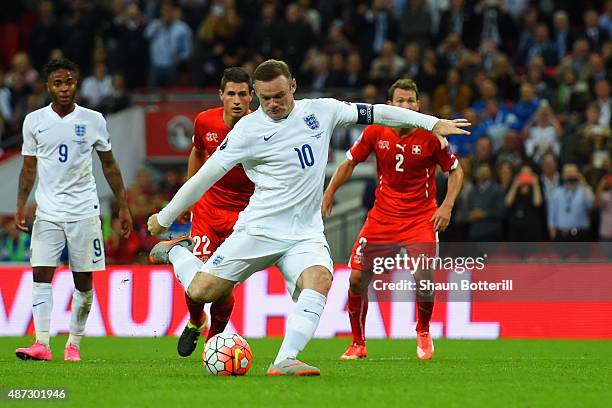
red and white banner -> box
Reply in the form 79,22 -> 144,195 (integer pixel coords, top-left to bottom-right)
2,265 -> 612,339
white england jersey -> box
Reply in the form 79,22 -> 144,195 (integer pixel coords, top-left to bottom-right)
21,104 -> 112,222
211,98 -> 359,239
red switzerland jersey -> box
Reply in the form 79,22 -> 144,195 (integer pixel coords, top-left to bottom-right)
348,125 -> 458,220
192,107 -> 254,213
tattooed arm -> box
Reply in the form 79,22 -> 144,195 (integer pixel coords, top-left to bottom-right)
97,150 -> 133,238
15,156 -> 37,232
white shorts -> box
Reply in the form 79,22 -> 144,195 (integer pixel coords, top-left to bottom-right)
202,230 -> 333,301
30,216 -> 105,272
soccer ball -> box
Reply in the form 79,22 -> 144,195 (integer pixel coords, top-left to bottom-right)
203,333 -> 253,376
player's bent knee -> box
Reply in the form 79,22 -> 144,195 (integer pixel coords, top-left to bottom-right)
300,265 -> 333,296
187,273 -> 234,303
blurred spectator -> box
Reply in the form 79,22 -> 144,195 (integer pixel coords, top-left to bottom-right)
473,98 -> 517,151
432,68 -> 472,115
469,136 -> 496,175
29,1 -> 62,70
99,74 -> 131,114
522,101 -> 562,163
466,163 -> 505,241
596,173 -> 612,240
524,56 -> 554,102
400,42 -> 421,80
505,165 -> 544,241
0,219 -> 30,262
521,23 -> 558,67
496,160 -> 514,192
495,131 -> 524,171
62,0 -> 98,75
512,83 -> 539,131
552,67 -> 590,117
548,164 -> 594,241
127,168 -> 162,227
399,0 -> 432,50
248,2 -> 282,62
343,52 -> 368,88
415,48 -> 441,96
559,38 -> 592,82
81,62 -> 113,110
6,53 -> 39,87
539,153 -> 561,205
489,54 -> 519,101
580,104 -> 611,153
327,53 -> 348,88
471,78 -> 498,115
552,10 -> 574,64
438,33 -> 467,71
301,50 -> 329,91
600,0 -> 612,37
437,0 -> 466,43
465,0 -> 516,53
107,3 -> 149,89
369,41 -> 405,85
587,53 -> 607,89
145,1 -> 193,88
355,0 -> 398,65
281,3 -> 315,71
516,7 -> 540,65
448,107 -> 478,156
580,9 -> 609,52
323,20 -> 352,55
594,79 -> 612,127
0,73 -> 11,123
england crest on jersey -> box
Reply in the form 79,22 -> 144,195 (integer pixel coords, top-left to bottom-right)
75,124 -> 86,137
303,114 -> 320,130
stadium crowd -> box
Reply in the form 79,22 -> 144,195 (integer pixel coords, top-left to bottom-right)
0,0 -> 611,263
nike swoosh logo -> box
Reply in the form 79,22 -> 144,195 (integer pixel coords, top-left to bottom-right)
38,128 -> 51,133
33,301 -> 45,307
92,259 -> 103,264
263,132 -> 278,141
303,309 -> 320,318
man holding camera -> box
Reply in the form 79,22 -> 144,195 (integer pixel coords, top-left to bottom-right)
548,164 -> 594,241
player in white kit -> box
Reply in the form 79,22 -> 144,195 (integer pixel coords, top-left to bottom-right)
147,60 -> 470,375
14,58 -> 133,362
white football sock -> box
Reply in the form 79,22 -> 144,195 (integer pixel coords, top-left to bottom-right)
67,289 -> 93,349
32,282 -> 53,347
274,289 -> 327,365
169,246 -> 204,292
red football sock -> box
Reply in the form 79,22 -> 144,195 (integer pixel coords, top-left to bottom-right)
206,294 -> 235,342
416,300 -> 434,333
185,293 -> 206,328
348,291 -> 368,345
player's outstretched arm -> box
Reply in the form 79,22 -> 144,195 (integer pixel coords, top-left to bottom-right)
148,157 -> 228,235
370,104 -> 470,143
15,156 -> 37,232
322,159 -> 357,219
431,165 -> 464,232
97,150 -> 133,238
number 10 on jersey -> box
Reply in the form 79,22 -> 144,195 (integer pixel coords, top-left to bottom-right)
294,144 -> 315,169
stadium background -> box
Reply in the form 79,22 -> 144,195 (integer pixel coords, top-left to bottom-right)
0,0 -> 611,340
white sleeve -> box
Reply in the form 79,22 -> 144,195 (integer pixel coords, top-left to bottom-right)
157,159 -> 228,227
209,127 -> 251,170
321,98 -> 439,130
21,115 -> 37,156
372,104 -> 439,130
93,113 -> 112,151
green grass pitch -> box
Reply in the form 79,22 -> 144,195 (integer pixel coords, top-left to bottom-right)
1,337 -> 611,407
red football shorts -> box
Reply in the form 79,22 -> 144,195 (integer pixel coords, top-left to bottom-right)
349,210 -> 438,272
191,205 -> 241,262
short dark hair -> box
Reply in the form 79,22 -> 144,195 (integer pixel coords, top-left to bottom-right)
387,79 -> 419,101
253,59 -> 292,82
42,58 -> 79,81
220,67 -> 252,91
